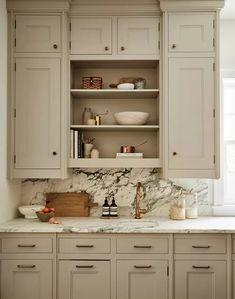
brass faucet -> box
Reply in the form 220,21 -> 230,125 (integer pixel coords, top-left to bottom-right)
134,182 -> 147,219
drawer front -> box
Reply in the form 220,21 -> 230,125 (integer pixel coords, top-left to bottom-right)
174,237 -> 227,254
2,237 -> 53,253
116,238 -> 169,254
59,238 -> 110,254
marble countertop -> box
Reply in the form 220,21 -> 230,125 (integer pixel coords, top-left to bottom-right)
1,216 -> 235,233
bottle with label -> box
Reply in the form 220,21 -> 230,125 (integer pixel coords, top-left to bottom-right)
102,198 -> 110,217
110,197 -> 118,217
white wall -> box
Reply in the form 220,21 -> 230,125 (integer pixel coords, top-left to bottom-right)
220,20 -> 235,69
0,0 -> 21,223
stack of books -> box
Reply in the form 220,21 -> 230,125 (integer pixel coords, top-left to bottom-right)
70,129 -> 84,159
116,153 -> 143,159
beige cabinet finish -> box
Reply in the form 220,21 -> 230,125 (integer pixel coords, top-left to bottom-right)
59,237 -> 110,253
117,17 -> 160,55
70,17 -> 112,55
1,259 -> 53,299
15,15 -> 61,53
117,260 -> 168,299
168,57 -> 215,170
168,13 -> 214,52
174,260 -> 227,299
58,260 -> 110,299
15,58 -> 61,169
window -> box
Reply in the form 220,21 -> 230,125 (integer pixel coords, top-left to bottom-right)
213,71 -> 235,215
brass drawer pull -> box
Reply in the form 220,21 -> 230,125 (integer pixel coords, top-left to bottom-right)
192,245 -> 211,249
17,244 -> 36,248
76,245 -> 94,248
76,265 -> 94,269
192,265 -> 210,269
17,264 -> 36,269
134,265 -> 152,269
134,245 -> 152,249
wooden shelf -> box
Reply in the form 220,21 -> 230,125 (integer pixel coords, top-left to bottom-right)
70,89 -> 159,99
68,158 -> 162,168
70,125 -> 160,131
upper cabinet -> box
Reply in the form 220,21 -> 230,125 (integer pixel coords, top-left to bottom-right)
70,16 -> 160,58
117,17 -> 160,55
168,13 -> 215,52
70,17 -> 112,55
15,15 -> 61,53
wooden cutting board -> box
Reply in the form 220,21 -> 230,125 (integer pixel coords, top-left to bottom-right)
46,192 -> 98,217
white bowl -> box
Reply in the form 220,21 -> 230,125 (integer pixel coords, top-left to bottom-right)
18,205 -> 45,219
114,111 -> 150,125
117,83 -> 135,90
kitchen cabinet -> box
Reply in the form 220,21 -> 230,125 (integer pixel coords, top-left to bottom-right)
1,259 -> 53,299
117,260 -> 168,299
168,13 -> 215,52
14,58 -> 61,169
15,15 -> 61,53
174,260 -> 227,299
168,57 -> 215,170
58,260 -> 110,299
70,17 -> 112,55
70,16 -> 160,57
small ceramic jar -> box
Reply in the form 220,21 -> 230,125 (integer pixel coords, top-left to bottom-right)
91,148 -> 99,158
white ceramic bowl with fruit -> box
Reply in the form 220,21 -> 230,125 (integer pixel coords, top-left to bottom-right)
18,205 -> 45,219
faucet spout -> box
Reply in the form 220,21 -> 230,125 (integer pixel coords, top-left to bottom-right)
134,182 -> 147,219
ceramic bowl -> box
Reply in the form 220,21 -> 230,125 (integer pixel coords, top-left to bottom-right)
114,111 -> 150,125
18,205 -> 45,219
36,211 -> 55,222
117,83 -> 135,90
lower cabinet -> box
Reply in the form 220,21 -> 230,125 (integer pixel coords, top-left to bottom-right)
1,259 -> 53,299
58,260 -> 110,299
117,260 -> 168,299
174,260 -> 227,299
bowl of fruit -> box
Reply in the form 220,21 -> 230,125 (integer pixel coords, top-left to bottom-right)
36,207 -> 55,222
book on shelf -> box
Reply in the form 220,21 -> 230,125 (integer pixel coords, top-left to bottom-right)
70,129 -> 84,159
116,153 -> 143,158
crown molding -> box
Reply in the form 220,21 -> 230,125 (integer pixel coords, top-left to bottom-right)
7,0 -> 70,12
160,0 -> 225,11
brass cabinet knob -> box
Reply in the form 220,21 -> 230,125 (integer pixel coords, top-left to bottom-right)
53,44 -> 58,49
173,152 -> 177,156
120,46 -> 125,51
172,44 -> 176,49
52,151 -> 57,156
104,46 -> 109,51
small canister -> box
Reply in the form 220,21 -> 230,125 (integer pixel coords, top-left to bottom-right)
91,149 -> 99,159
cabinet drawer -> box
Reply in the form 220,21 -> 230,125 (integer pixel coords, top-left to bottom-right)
168,13 -> 214,52
116,238 -> 168,254
174,237 -> 227,254
59,238 -> 110,253
2,237 -> 53,253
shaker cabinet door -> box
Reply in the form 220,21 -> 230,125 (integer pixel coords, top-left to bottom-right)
70,17 -> 112,55
15,15 -> 61,53
117,260 -> 168,299
1,260 -> 53,299
168,57 -> 215,170
175,260 -> 227,299
168,13 -> 214,52
58,260 -> 110,299
117,17 -> 160,55
15,58 -> 61,169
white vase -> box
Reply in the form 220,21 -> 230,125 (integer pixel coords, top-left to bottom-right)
84,143 -> 94,158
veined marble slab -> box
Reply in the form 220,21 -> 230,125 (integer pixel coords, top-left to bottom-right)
0,217 -> 235,234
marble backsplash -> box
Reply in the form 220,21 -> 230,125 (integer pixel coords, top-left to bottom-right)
21,168 -> 213,217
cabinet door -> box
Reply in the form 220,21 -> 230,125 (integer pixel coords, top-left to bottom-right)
58,260 -> 110,299
15,58 -> 60,169
15,15 -> 61,53
1,260 -> 53,299
168,57 -> 214,170
168,14 -> 214,52
70,17 -> 112,55
118,17 -> 160,55
117,260 -> 168,299
175,260 -> 227,299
